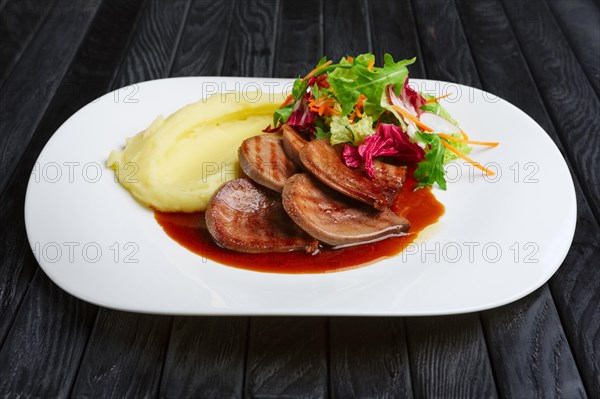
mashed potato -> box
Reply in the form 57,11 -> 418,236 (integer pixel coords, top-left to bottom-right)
107,92 -> 278,212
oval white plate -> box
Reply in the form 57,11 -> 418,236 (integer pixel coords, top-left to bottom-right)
24,77 -> 576,315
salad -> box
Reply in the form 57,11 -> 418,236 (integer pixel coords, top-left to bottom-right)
265,53 -> 498,189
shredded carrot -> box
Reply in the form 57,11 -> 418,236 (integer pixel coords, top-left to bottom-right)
353,94 -> 367,118
302,60 -> 332,82
367,59 -> 375,71
426,93 -> 452,103
391,105 -> 433,132
441,141 -> 495,176
279,94 -> 294,108
346,56 -> 354,63
438,133 -> 499,147
460,130 -> 469,140
308,96 -> 339,116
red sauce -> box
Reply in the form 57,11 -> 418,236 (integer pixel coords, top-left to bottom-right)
154,173 -> 444,274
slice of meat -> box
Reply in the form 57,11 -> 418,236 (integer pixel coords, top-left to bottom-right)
281,124 -> 307,167
299,139 -> 407,210
206,178 -> 318,253
282,174 -> 410,247
239,134 -> 299,192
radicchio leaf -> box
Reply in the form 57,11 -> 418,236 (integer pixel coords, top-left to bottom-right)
342,123 -> 425,178
286,95 -> 315,132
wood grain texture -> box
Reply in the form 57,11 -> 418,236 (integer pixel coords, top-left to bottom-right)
0,0 -> 102,195
221,0 -> 279,77
170,0 -> 236,77
0,0 -> 144,348
273,0 -> 323,77
368,0 -> 425,78
70,312 -> 172,397
244,317 -> 328,399
324,4 -> 412,397
500,0 -> 600,225
415,0 -> 588,397
0,271 -> 97,397
329,318 -> 413,398
0,1 -> 148,397
411,0 -> 479,87
323,0 -> 370,61
497,2 -> 600,393
0,0 -> 56,81
383,1 -> 498,396
458,1 -> 600,397
406,315 -> 498,398
68,1 -> 194,396
481,288 -> 587,398
546,0 -> 600,97
113,0 -> 192,89
159,317 -> 248,398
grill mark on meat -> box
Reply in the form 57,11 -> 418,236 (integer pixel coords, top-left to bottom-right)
299,139 -> 407,210
206,178 -> 318,253
282,174 -> 410,247
269,139 -> 280,181
239,134 -> 299,192
282,125 -> 307,167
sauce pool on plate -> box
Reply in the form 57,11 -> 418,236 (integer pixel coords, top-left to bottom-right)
154,173 -> 444,274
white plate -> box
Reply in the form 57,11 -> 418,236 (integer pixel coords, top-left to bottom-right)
24,77 -> 576,315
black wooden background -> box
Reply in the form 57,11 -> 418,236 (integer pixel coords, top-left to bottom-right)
1,0 -> 599,397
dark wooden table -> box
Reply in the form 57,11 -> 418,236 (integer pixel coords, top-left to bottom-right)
1,0 -> 599,397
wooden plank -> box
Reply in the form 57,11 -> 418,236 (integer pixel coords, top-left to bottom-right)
496,2 -> 600,393
325,3 -> 412,397
330,318 -> 413,398
406,316 -> 497,398
112,0 -> 192,88
70,312 -> 172,397
0,0 -> 147,396
383,1 -> 498,396
413,0 -> 588,396
323,0 -> 370,61
0,0 -> 102,195
68,1 -> 193,397
368,0 -> 425,78
221,0 -> 278,77
272,0 -> 323,77
170,0 -> 237,77
0,0 -> 143,346
159,1 -> 270,396
160,317 -> 248,398
546,0 -> 600,97
501,0 -> 600,223
480,287 -> 587,398
0,0 -> 56,81
458,1 -> 600,397
244,317 -> 328,399
0,272 -> 97,397
240,4 -> 327,397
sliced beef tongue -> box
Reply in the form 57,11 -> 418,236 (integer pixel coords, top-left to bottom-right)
238,134 -> 299,192
206,178 -> 318,253
299,139 -> 407,210
281,125 -> 307,167
282,173 -> 410,247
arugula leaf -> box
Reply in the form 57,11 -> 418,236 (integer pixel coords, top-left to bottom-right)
414,131 -> 447,190
292,78 -> 309,100
273,104 -> 293,126
328,54 -> 416,119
